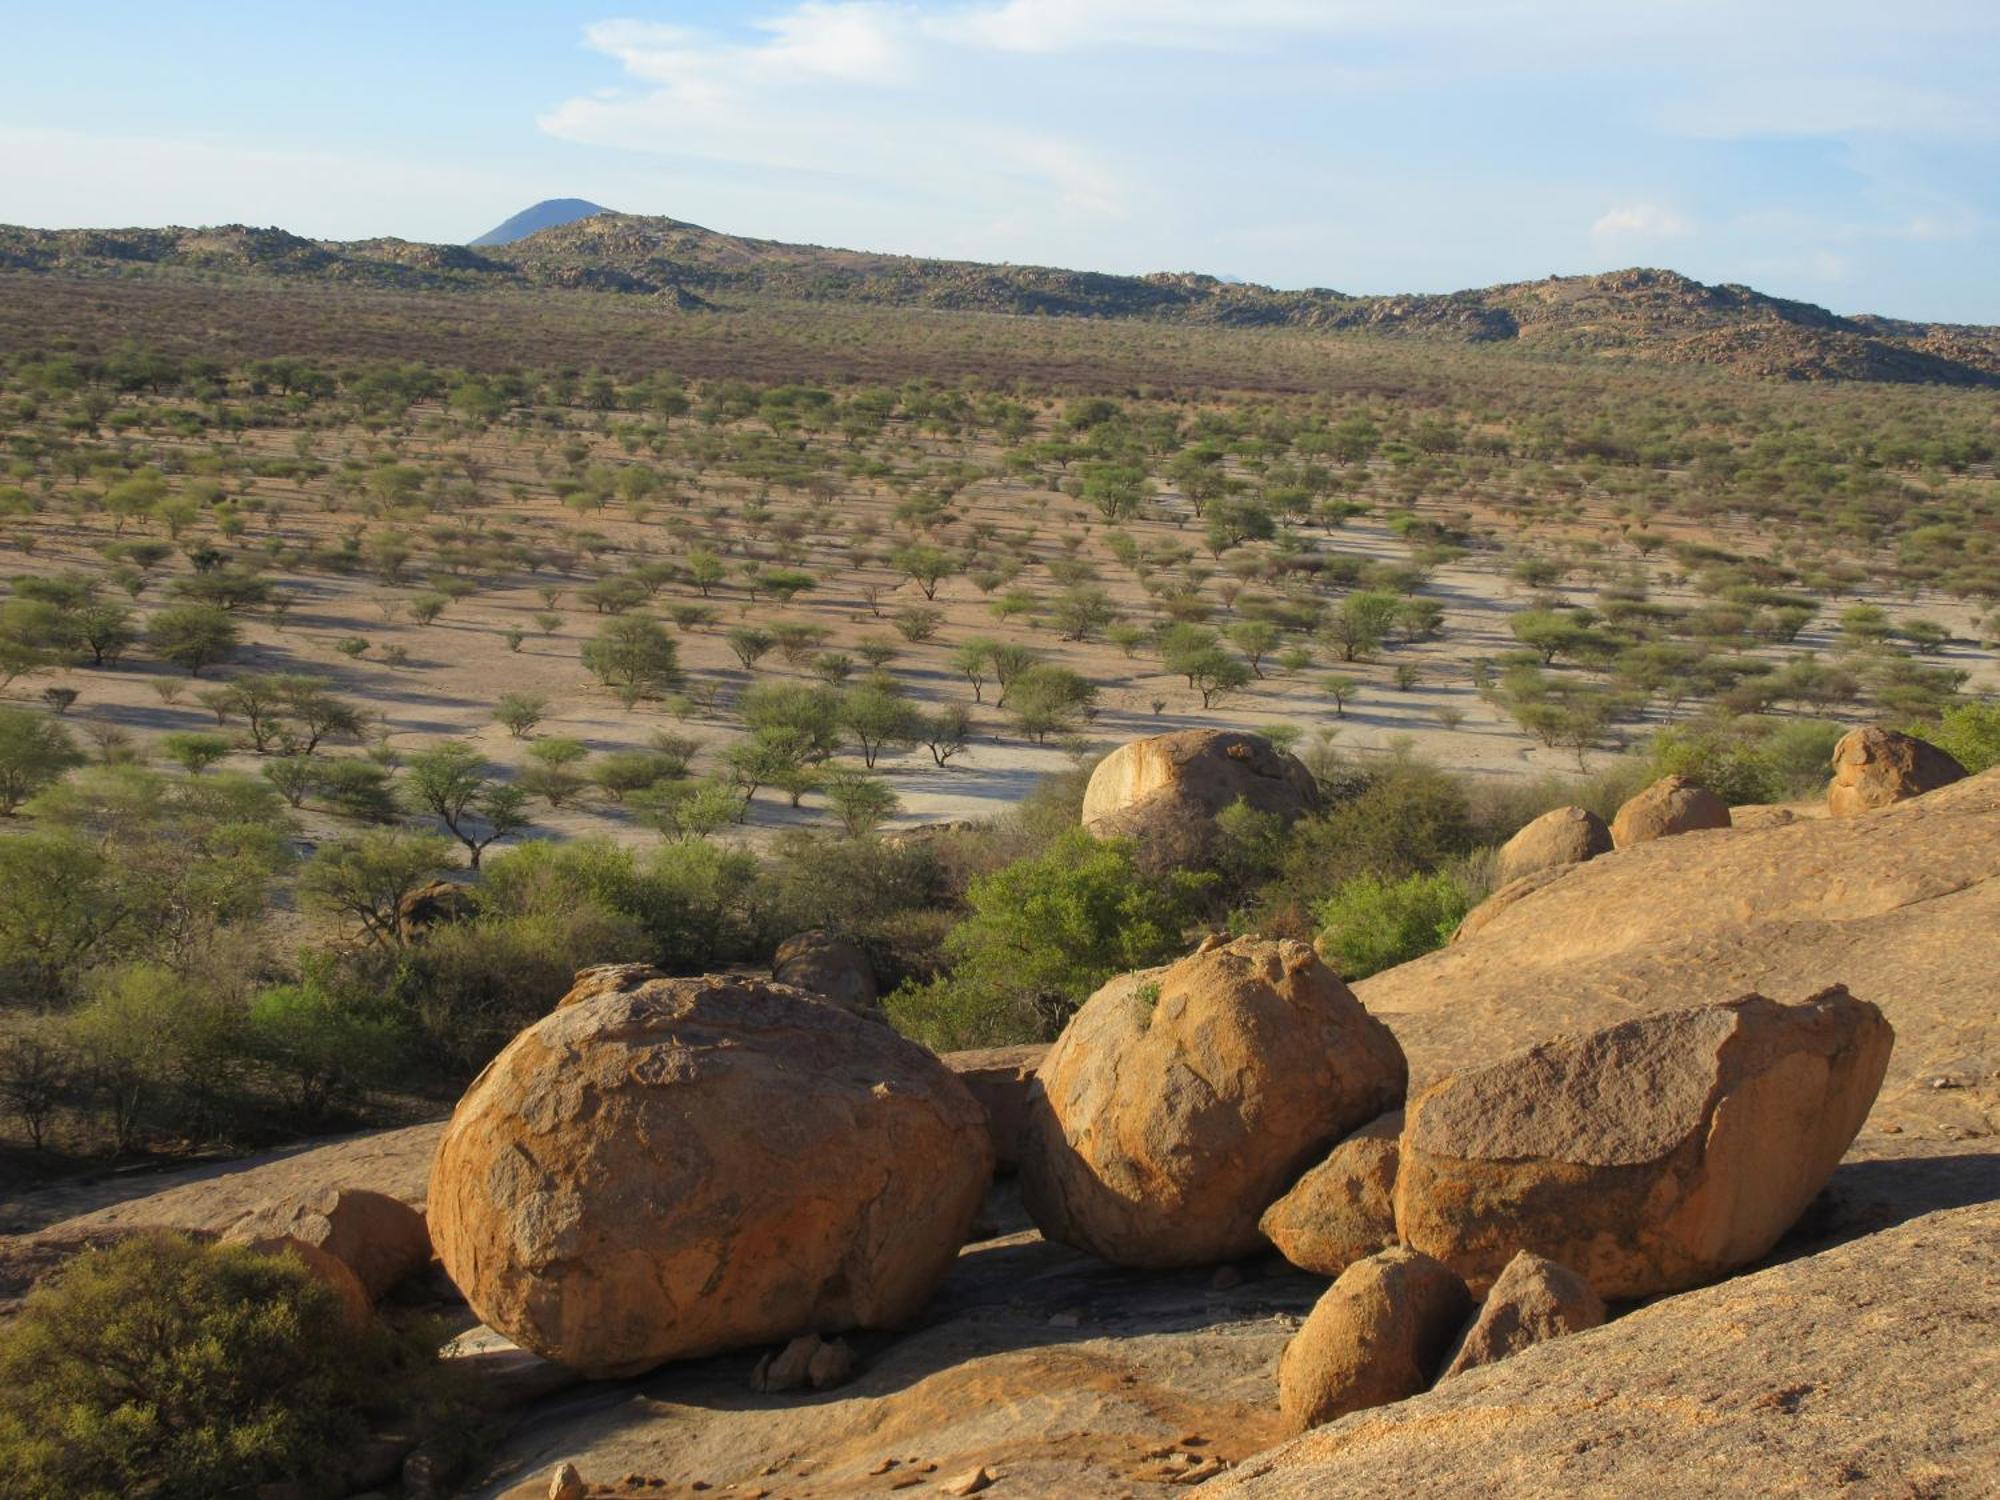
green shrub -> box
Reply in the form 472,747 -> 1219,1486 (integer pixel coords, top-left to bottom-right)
0,1234 -> 427,1499
886,830 -> 1210,1049
1914,699 -> 2000,774
1315,869 -> 1473,981
1646,718 -> 1843,805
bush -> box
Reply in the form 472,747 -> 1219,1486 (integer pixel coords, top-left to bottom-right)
1646,718 -> 1844,806
1315,869 -> 1473,981
886,830 -> 1210,1049
0,1234 -> 436,1499
0,706 -> 82,815
1914,699 -> 2000,774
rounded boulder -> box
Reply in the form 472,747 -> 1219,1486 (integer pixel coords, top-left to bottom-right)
1827,726 -> 1966,818
1082,730 -> 1318,868
1495,805 -> 1612,886
1609,774 -> 1730,848
1020,936 -> 1407,1269
429,974 -> 992,1378
1277,1246 -> 1471,1434
772,929 -> 880,1014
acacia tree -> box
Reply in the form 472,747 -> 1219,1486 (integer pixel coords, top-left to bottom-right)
298,829 -> 457,946
147,603 -> 240,676
582,615 -> 683,707
401,743 -> 530,867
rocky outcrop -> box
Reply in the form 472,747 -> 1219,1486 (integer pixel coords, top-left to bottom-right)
429,973 -> 992,1377
1826,726 -> 1966,817
772,929 -> 879,1013
1355,768 -> 2000,1143
220,1186 -> 431,1301
1609,774 -> 1730,847
1439,1250 -> 1603,1379
1495,805 -> 1612,885
1395,989 -> 1893,1296
943,1043 -> 1048,1172
1020,937 -> 1406,1269
1082,730 -> 1318,868
1276,1247 -> 1471,1434
1258,1112 -> 1401,1277
1214,1202 -> 2000,1499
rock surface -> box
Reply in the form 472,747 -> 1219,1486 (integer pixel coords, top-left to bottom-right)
1356,768 -> 2000,1144
429,973 -> 992,1377
221,1185 -> 431,1300
1609,774 -> 1731,847
1081,730 -> 1318,866
773,930 -> 881,1013
1257,1113 -> 1401,1277
1276,1247 -> 1471,1434
1439,1250 -> 1603,1379
1494,805 -> 1612,885
943,1044 -> 1048,1172
1826,725 -> 1966,817
1395,989 -> 1892,1296
1214,1202 -> 2000,1499
1021,937 -> 1406,1268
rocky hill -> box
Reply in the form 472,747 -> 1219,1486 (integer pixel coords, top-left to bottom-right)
2,212 -> 1996,385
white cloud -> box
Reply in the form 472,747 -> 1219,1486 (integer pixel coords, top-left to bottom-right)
539,5 -> 1134,239
1590,202 -> 1694,244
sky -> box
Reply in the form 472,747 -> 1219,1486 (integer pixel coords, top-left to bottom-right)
1,1 -> 1996,321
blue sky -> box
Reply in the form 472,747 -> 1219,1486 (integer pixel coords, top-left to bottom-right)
2,1 -> 1996,321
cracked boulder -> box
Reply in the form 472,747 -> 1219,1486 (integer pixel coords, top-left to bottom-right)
1395,989 -> 1893,1297
429,973 -> 992,1378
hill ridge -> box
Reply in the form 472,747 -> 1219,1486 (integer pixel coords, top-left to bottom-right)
0,211 -> 1995,386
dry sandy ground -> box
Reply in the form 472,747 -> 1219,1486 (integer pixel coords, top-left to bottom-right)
3,412 -> 1993,852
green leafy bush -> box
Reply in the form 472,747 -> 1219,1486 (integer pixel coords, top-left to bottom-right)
0,1234 -> 435,1499
886,830 -> 1210,1049
1914,699 -> 2000,774
1315,869 -> 1473,981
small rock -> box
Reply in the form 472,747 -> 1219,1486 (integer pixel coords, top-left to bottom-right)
940,1466 -> 997,1496
1209,1265 -> 1244,1291
1048,1311 -> 1080,1328
548,1463 -> 587,1500
752,1333 -> 822,1393
870,1457 -> 901,1475
1440,1250 -> 1605,1378
807,1336 -> 856,1390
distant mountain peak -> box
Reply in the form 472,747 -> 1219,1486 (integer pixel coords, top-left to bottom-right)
469,199 -> 612,248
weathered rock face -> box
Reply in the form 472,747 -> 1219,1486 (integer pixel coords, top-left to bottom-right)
772,930 -> 879,1013
1214,1202 -> 2000,1500
1827,726 -> 1966,817
1258,1112 -> 1401,1277
1021,937 -> 1407,1269
222,1186 -> 431,1301
1395,989 -> 1893,1297
1276,1247 -> 1471,1434
1495,805 -> 1612,886
942,1043 -> 1048,1173
1082,731 -> 1318,867
1609,774 -> 1731,847
1439,1250 -> 1603,1379
1356,769 -> 2000,1149
429,973 -> 993,1378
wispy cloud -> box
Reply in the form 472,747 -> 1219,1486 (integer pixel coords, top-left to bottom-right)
1591,203 -> 1694,245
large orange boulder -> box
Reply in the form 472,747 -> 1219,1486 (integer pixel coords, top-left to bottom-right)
1827,726 -> 1966,817
1495,805 -> 1612,886
1020,937 -> 1406,1269
1395,989 -> 1893,1298
429,974 -> 992,1378
1609,775 -> 1730,847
